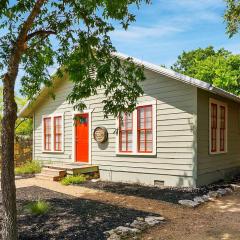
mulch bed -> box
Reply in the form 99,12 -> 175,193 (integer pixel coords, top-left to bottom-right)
81,175 -> 240,204
0,186 -> 158,240
81,181 -> 209,204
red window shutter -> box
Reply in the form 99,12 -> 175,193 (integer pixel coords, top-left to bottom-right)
119,113 -> 133,152
137,105 -> 153,153
44,117 -> 51,151
54,116 -> 62,151
211,103 -> 217,152
220,106 -> 226,151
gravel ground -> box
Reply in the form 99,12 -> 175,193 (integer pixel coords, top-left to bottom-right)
0,186 -> 159,240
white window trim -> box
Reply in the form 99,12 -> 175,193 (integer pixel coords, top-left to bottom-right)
116,100 -> 157,156
42,113 -> 64,153
209,98 -> 228,154
72,109 -> 93,164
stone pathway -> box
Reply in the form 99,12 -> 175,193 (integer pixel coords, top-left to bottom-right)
14,178 -> 240,240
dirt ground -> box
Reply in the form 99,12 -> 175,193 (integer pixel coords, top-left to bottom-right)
9,178 -> 240,239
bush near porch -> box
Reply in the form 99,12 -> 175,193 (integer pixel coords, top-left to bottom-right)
15,161 -> 42,175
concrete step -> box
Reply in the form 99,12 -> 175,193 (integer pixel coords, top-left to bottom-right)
41,167 -> 66,178
35,173 -> 62,181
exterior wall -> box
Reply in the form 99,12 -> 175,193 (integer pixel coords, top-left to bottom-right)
197,89 -> 240,186
33,69 -> 198,187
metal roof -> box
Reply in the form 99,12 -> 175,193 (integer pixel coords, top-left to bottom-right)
19,52 -> 240,118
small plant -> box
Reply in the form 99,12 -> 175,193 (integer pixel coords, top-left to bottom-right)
15,160 -> 42,175
61,175 -> 86,186
25,200 -> 50,215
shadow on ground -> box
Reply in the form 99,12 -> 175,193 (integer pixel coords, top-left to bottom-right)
81,181 -> 211,204
0,186 -> 159,240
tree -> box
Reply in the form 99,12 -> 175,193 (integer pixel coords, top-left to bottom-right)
225,0 -> 240,37
0,87 -> 32,136
171,46 -> 240,95
0,1 -> 149,239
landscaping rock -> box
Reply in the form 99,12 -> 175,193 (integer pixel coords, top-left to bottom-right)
208,191 -> 220,198
178,200 -> 200,208
225,187 -> 233,193
130,219 -> 149,230
230,184 -> 240,191
114,226 -> 140,238
193,196 -> 205,204
91,178 -> 101,183
201,195 -> 211,202
105,215 -> 165,239
144,216 -> 165,226
217,188 -> 227,196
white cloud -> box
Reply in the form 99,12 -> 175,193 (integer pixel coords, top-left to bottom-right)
111,0 -> 224,43
111,24 -> 184,41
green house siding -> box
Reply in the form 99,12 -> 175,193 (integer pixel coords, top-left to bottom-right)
33,69 -> 197,187
197,89 -> 240,186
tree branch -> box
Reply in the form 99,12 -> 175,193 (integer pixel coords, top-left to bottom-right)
26,30 -> 57,41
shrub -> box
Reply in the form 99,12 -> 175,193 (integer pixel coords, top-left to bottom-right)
15,161 -> 42,175
25,200 -> 50,215
61,175 -> 86,186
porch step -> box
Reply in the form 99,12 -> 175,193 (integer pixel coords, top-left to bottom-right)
35,173 -> 62,181
41,167 -> 66,178
36,167 -> 67,181
43,163 -> 99,175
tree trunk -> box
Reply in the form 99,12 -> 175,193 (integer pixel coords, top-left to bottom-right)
1,75 -> 18,240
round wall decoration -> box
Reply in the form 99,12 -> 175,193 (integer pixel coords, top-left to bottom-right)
93,127 -> 108,143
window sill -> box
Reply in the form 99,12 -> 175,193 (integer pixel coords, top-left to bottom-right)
116,152 -> 156,157
42,150 -> 64,154
209,151 -> 227,155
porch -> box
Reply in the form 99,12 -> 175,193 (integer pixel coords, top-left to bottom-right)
36,162 -> 99,181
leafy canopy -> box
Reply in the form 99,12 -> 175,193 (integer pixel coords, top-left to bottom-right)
0,0 -> 150,117
171,46 -> 240,95
225,0 -> 240,37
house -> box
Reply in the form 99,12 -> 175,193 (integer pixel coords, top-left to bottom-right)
19,53 -> 240,187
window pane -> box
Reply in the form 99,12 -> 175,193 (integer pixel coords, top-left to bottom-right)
146,130 -> 152,142
145,117 -> 152,129
139,142 -> 145,152
146,142 -> 153,152
126,114 -> 132,130
145,106 -> 152,118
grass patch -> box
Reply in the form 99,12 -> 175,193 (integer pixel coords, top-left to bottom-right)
25,200 -> 50,215
15,161 -> 42,175
61,175 -> 86,186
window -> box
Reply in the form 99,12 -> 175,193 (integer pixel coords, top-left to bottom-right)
43,114 -> 64,152
44,117 -> 51,151
119,113 -> 133,152
220,106 -> 226,151
54,116 -> 62,151
211,103 -> 217,152
117,101 -> 156,156
137,105 -> 153,153
209,99 -> 227,154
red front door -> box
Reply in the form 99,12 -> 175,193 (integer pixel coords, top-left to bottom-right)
75,113 -> 89,163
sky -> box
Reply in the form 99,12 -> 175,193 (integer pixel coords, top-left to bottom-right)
3,0 -> 240,94
110,0 -> 240,66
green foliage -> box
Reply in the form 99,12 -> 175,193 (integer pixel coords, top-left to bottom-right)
0,0 -> 150,118
61,175 -> 86,186
171,46 -> 240,95
224,0 -> 240,37
15,161 -> 42,175
25,200 -> 50,215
